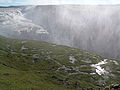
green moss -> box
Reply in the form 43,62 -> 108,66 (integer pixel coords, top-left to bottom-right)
0,35 -> 120,89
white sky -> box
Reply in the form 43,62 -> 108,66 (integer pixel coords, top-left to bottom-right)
0,0 -> 120,6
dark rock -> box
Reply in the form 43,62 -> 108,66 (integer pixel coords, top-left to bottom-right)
3,73 -> 10,76
73,82 -> 80,87
51,76 -> 64,83
111,84 -> 120,89
51,76 -> 57,79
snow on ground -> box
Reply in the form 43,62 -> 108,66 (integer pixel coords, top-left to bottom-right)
10,51 -> 18,54
113,60 -> 119,65
21,45 -> 28,50
32,54 -> 39,58
69,56 -> 77,64
57,65 -> 71,71
90,73 -> 96,75
81,60 -> 92,63
91,59 -> 109,75
21,41 -> 27,44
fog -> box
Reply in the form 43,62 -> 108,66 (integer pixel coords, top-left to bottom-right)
0,7 -> 48,40
22,5 -> 120,59
1,5 -> 120,59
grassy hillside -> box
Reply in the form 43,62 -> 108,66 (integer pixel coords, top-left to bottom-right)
0,35 -> 120,90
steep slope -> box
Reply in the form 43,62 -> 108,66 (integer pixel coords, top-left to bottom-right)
0,35 -> 120,89
0,7 -> 48,39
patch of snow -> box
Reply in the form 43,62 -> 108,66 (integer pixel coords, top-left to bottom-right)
21,45 -> 28,50
21,41 -> 27,44
69,56 -> 77,64
58,65 -> 71,71
113,60 -> 119,65
91,59 -> 109,75
90,73 -> 96,75
80,65 -> 87,68
10,52 -> 18,54
32,54 -> 39,58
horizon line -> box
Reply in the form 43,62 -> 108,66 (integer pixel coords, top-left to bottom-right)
1,3 -> 120,7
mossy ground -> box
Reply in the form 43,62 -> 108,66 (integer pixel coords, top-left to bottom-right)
0,35 -> 120,90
